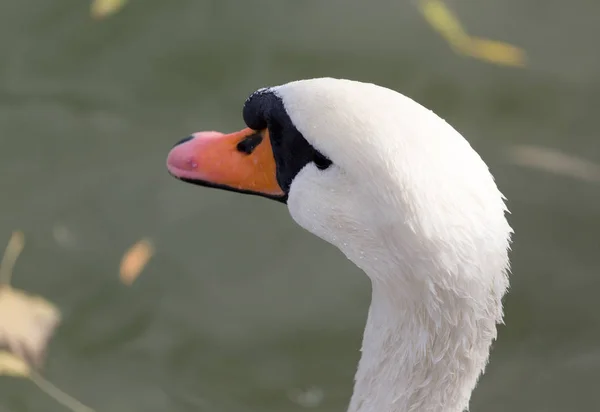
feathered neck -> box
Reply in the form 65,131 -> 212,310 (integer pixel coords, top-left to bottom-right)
347,261 -> 505,412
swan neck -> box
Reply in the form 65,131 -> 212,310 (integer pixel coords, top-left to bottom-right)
347,279 -> 497,412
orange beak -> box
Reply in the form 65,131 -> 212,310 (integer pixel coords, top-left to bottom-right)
166,128 -> 285,200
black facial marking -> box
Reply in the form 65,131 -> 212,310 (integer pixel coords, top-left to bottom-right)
243,89 -> 333,195
313,151 -> 333,170
236,132 -> 263,155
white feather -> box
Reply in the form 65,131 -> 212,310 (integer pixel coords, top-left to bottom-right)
270,78 -> 512,412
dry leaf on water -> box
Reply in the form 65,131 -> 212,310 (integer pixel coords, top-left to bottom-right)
0,232 -> 95,412
418,0 -> 469,49
0,350 -> 30,377
463,38 -> 527,68
0,231 -> 61,367
417,0 -> 527,68
119,238 -> 154,285
0,286 -> 61,368
91,0 -> 128,19
0,234 -> 53,371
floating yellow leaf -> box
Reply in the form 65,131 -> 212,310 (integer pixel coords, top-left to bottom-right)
464,37 -> 527,67
0,350 -> 30,377
91,0 -> 128,19
418,0 -> 469,48
119,238 -> 154,285
417,0 -> 527,68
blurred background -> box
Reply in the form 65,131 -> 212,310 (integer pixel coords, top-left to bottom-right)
1,0 -> 599,411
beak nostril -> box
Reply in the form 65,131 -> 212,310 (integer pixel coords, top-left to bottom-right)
173,135 -> 194,148
236,133 -> 263,155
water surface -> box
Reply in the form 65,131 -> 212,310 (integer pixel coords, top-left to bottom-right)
1,1 -> 599,411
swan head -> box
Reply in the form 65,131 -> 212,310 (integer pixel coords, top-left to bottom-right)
167,78 -> 511,296
167,77 -> 512,412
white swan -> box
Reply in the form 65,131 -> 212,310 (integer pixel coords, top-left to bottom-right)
166,78 -> 512,412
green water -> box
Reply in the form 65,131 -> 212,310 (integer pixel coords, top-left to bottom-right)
1,1 -> 600,411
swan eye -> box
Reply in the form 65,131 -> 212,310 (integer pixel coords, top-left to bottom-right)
313,151 -> 333,170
